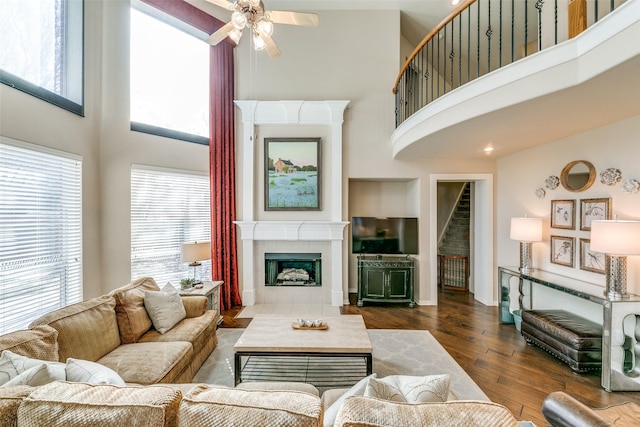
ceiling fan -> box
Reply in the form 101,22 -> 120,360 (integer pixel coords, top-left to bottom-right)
204,0 -> 319,58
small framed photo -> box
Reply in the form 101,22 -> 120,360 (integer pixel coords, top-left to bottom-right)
550,235 -> 575,267
264,137 -> 321,211
579,238 -> 606,274
550,199 -> 575,230
580,198 -> 612,231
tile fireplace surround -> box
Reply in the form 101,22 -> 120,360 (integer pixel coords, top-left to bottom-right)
234,100 -> 350,307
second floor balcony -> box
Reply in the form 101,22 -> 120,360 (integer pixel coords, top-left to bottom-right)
392,0 -> 640,159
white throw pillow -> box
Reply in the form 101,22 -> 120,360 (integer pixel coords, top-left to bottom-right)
323,373 -> 376,427
366,374 -> 451,403
364,377 -> 406,402
1,363 -> 65,387
0,350 -> 64,386
144,283 -> 186,334
65,358 -> 126,386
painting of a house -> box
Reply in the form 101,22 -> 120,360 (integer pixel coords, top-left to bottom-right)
274,158 -> 296,173
265,138 -> 321,210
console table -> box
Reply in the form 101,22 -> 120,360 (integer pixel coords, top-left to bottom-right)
357,255 -> 415,307
498,266 -> 640,391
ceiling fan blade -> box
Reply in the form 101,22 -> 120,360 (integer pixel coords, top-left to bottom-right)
206,21 -> 235,45
267,10 -> 319,27
205,0 -> 234,10
261,34 -> 281,58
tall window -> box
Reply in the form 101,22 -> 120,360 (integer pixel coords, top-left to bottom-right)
131,166 -> 211,285
0,0 -> 84,115
0,137 -> 83,334
130,2 -> 210,144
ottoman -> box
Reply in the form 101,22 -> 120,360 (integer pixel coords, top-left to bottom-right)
521,310 -> 602,374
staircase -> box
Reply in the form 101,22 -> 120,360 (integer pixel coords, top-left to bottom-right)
438,183 -> 470,291
439,184 -> 470,257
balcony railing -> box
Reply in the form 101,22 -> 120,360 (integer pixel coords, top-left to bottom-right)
393,0 -> 626,127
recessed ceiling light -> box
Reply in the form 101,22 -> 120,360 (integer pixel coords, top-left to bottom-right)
484,147 -> 494,153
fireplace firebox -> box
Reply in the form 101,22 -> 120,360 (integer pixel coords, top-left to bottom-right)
265,253 -> 321,286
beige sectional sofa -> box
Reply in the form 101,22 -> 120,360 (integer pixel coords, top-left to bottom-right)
2,277 -> 218,385
0,276 -> 524,426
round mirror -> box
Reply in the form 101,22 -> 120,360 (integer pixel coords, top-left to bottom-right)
560,160 -> 595,192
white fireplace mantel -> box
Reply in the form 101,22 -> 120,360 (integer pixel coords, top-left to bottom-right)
234,100 -> 350,307
235,221 -> 349,241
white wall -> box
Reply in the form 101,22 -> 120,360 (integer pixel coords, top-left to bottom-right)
1,3 -> 496,304
497,115 -> 640,320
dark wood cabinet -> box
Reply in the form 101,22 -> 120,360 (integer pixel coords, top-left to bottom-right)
357,255 -> 415,307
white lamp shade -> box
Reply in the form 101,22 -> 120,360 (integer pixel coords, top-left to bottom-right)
590,220 -> 640,255
510,217 -> 543,242
180,241 -> 211,263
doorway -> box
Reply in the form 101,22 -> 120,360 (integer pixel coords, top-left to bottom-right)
429,174 -> 494,306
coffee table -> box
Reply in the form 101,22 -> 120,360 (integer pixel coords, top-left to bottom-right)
234,315 -> 372,386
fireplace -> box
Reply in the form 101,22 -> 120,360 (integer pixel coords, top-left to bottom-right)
265,253 -> 321,287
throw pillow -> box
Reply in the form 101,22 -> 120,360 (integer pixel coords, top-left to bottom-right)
65,358 -> 126,386
0,350 -> 64,386
365,377 -> 406,402
2,363 -> 65,387
323,373 -> 377,427
144,283 -> 186,334
369,374 -> 451,403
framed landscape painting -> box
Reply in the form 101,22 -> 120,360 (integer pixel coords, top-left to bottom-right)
550,235 -> 575,268
265,138 -> 321,211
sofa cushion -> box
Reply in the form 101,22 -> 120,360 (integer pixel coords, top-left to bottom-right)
138,310 -> 217,357
324,374 -> 377,427
97,341 -> 192,385
365,374 -> 451,403
17,381 -> 182,427
110,277 -> 160,344
65,358 -> 126,386
0,325 -> 59,362
0,385 -> 34,427
1,363 -> 66,387
30,295 -> 121,362
144,283 -> 186,334
0,350 -> 65,386
334,396 -> 520,427
179,384 -> 323,427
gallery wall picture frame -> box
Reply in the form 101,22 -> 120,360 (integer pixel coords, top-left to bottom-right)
580,197 -> 612,231
550,199 -> 575,230
550,235 -> 575,268
264,137 -> 321,211
579,238 -> 606,274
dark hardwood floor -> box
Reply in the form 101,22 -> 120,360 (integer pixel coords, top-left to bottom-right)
220,289 -> 640,426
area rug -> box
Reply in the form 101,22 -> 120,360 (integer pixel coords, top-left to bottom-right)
193,328 -> 488,401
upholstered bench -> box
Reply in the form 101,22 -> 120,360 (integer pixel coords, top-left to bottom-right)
521,310 -> 602,374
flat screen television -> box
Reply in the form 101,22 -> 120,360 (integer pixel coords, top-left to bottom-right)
351,217 -> 418,255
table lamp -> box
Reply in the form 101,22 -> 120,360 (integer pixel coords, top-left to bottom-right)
180,241 -> 211,284
590,220 -> 640,300
510,217 -> 543,274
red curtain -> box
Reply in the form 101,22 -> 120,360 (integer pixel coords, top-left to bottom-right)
141,0 -> 241,309
209,43 -> 242,310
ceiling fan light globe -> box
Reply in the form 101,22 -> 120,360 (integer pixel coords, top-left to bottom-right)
231,11 -> 247,29
229,29 -> 243,44
256,20 -> 274,37
253,33 -> 266,50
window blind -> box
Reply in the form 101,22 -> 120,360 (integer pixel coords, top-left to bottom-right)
0,137 -> 82,334
131,166 -> 211,286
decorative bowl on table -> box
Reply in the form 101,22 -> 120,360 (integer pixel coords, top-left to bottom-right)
292,318 -> 327,330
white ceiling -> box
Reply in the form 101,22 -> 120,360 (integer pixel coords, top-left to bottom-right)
190,0 -> 640,159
